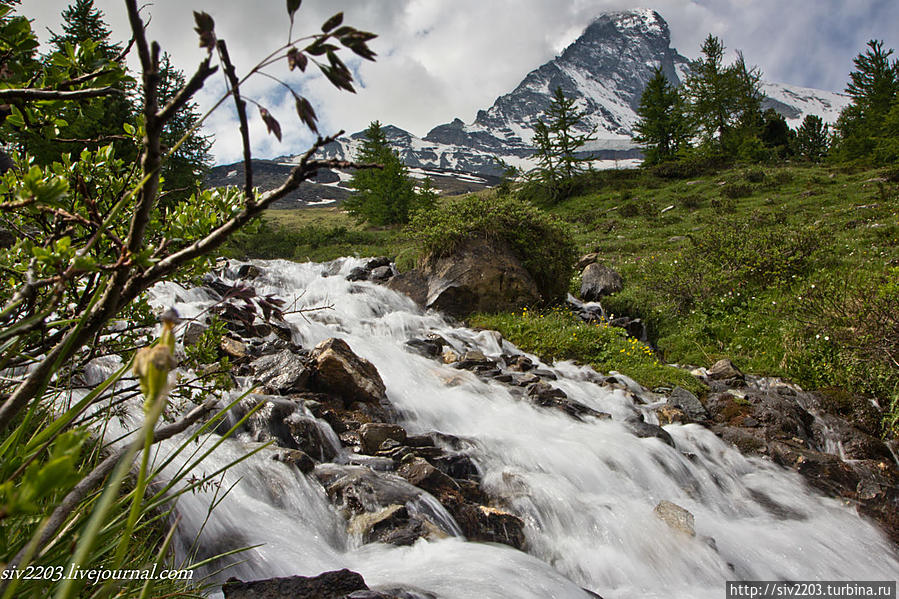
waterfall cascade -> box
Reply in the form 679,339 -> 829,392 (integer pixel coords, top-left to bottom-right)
106,258 -> 899,599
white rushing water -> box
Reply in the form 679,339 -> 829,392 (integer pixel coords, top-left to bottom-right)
140,258 -> 897,599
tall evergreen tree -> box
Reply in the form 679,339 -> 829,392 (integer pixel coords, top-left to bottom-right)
633,66 -> 693,165
682,35 -> 765,155
833,40 -> 899,163
155,53 -> 213,205
345,121 -> 435,225
796,114 -> 829,162
27,0 -> 134,166
533,86 -> 596,184
47,0 -> 120,57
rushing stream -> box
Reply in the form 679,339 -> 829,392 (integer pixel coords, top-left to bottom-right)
132,258 -> 897,598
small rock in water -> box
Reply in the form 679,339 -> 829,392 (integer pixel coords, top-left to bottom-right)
359,423 -> 407,455
370,265 -> 393,282
346,266 -> 369,282
654,500 -> 695,536
272,449 -> 315,474
668,386 -> 709,422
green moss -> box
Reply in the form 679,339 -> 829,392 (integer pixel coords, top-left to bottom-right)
408,194 -> 577,302
470,309 -> 706,395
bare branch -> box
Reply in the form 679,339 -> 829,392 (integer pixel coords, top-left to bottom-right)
156,57 -> 217,124
216,39 -> 254,204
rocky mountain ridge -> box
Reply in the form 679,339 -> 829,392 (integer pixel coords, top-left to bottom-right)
209,8 -> 850,201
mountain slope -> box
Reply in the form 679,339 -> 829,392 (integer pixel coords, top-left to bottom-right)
218,8 -> 850,193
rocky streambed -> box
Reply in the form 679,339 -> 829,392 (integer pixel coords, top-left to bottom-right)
135,257 -> 897,599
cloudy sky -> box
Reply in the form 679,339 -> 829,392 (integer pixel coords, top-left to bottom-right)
25,0 -> 898,165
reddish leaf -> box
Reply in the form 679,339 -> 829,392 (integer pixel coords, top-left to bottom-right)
321,12 -> 343,33
287,47 -> 308,72
294,95 -> 318,133
193,11 -> 216,52
259,107 -> 282,141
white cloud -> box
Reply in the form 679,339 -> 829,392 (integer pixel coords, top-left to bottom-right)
23,0 -> 899,164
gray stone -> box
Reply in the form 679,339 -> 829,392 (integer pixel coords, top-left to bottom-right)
668,386 -> 709,422
654,500 -> 695,536
222,569 -> 368,599
580,263 -> 623,301
359,423 -> 407,455
251,349 -> 311,394
708,358 -> 744,380
370,265 -> 393,281
181,320 -> 208,346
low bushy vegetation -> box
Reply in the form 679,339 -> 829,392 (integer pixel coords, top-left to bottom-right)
470,308 -> 705,395
407,195 -> 577,301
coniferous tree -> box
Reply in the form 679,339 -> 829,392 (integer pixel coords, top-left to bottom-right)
27,0 -> 133,165
155,53 -> 213,206
682,35 -> 765,156
532,86 -> 596,185
796,114 -> 829,162
833,40 -> 899,163
48,0 -> 121,57
345,121 -> 435,225
633,66 -> 693,165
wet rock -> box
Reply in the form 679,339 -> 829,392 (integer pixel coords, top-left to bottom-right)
348,504 -> 446,546
272,449 -> 315,474
346,266 -> 370,282
366,256 -> 392,270
430,454 -> 481,482
668,387 -> 709,422
287,417 -> 338,462
181,320 -> 208,346
656,405 -> 687,425
526,382 -> 611,421
443,498 -> 527,549
506,355 -> 534,372
385,270 -> 429,307
312,338 -> 387,405
396,457 -> 459,495
236,263 -> 261,279
404,338 -> 444,358
654,500 -> 695,536
222,569 -> 368,599
580,263 -> 623,301
360,423 -> 407,455
370,265 -> 394,282
441,349 -> 460,364
707,358 -> 744,381
316,465 -> 424,514
251,350 -> 311,394
627,418 -> 675,447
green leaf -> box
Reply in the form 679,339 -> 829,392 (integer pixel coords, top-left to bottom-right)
287,0 -> 301,17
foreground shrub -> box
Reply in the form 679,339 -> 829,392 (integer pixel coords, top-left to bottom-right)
408,195 -> 577,302
788,269 -> 899,434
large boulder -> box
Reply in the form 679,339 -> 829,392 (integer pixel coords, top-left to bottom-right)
250,350 -> 311,394
312,338 -> 386,405
580,263 -> 623,301
222,570 -> 368,599
390,238 -> 542,317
